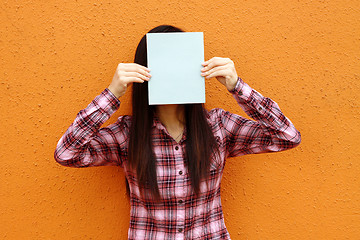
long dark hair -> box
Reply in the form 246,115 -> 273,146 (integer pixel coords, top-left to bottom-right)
125,24 -> 219,202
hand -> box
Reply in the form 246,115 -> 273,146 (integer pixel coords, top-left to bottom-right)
108,63 -> 151,98
201,57 -> 238,91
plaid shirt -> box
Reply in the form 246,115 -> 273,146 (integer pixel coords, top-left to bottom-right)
54,77 -> 301,239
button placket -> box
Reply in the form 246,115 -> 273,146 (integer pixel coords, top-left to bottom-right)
174,145 -> 186,239
176,169 -> 185,230
173,142 -> 185,237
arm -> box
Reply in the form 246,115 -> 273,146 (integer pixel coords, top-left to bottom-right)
54,63 -> 151,168
221,77 -> 301,157
54,88 -> 126,167
201,57 -> 301,157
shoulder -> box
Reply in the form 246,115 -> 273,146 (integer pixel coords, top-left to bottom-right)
118,115 -> 132,122
205,108 -> 227,128
103,115 -> 132,145
116,115 -> 132,128
205,107 -> 248,128
206,108 -> 226,121
103,115 -> 132,133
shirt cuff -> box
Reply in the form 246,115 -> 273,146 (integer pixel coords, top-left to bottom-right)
228,76 -> 252,102
95,88 -> 121,114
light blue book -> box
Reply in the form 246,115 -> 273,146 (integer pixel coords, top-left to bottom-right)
146,32 -> 205,105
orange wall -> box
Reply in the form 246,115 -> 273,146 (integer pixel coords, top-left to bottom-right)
1,0 -> 359,239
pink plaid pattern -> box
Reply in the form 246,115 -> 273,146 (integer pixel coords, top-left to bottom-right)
54,77 -> 301,239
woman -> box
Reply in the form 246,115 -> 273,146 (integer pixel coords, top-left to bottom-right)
54,25 -> 301,239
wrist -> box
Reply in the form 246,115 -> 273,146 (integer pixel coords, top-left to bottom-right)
107,85 -> 122,98
226,76 -> 238,91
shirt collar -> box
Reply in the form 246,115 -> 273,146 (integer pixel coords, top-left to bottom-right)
152,113 -> 166,130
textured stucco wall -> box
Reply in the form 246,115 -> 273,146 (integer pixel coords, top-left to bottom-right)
1,0 -> 359,239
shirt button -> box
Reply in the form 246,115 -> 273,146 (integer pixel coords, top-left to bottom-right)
175,146 -> 179,150
178,228 -> 183,232
239,90 -> 243,96
179,170 -> 183,175
178,199 -> 183,204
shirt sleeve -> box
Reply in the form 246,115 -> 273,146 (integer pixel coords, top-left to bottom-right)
54,88 -> 127,168
220,77 -> 301,158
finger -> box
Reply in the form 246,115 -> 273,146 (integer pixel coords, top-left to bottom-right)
202,56 -> 220,64
204,57 -> 226,65
119,63 -> 150,74
130,63 -> 150,72
139,68 -> 152,78
202,57 -> 230,72
132,67 -> 152,78
124,76 -> 145,84
124,71 -> 150,81
120,65 -> 151,79
202,57 -> 218,67
123,63 -> 150,73
202,61 -> 231,74
207,58 -> 231,70
206,69 -> 230,79
202,57 -> 218,66
202,60 -> 209,66
201,65 -> 227,77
